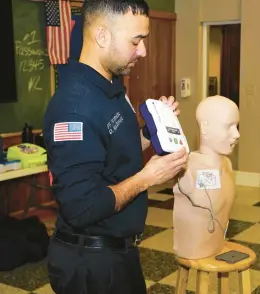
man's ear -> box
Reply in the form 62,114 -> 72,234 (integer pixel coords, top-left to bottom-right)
95,26 -> 111,48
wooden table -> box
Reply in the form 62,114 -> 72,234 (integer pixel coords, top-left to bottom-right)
0,165 -> 48,182
0,165 -> 55,216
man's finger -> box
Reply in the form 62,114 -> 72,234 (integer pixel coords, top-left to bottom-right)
163,148 -> 187,161
159,96 -> 168,103
166,96 -> 175,106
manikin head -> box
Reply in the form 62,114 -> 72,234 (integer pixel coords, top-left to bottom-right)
80,0 -> 149,80
196,95 -> 240,155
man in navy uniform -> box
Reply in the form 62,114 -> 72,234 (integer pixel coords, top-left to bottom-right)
43,0 -> 188,293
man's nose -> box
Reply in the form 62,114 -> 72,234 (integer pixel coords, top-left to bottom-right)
137,40 -> 146,58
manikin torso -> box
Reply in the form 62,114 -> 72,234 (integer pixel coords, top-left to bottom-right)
173,152 -> 235,259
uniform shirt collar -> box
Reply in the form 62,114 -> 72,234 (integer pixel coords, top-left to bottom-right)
67,59 -> 125,99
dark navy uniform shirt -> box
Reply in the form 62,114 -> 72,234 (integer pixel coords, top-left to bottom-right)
43,59 -> 148,238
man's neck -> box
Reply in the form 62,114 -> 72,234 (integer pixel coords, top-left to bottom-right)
79,47 -> 112,81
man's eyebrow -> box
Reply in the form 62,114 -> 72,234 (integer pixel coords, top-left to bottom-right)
133,33 -> 149,39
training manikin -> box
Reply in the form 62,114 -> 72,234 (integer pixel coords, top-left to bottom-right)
173,95 -> 240,259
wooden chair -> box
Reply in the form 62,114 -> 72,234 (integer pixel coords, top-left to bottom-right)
175,241 -> 257,294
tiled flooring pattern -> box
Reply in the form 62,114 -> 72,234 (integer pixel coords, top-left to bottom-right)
1,183 -> 260,293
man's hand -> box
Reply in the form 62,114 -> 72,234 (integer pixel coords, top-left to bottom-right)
140,147 -> 188,187
110,147 -> 188,211
159,96 -> 180,116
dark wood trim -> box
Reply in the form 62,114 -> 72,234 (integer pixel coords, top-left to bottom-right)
70,2 -> 177,20
171,20 -> 176,96
50,65 -> 55,96
0,130 -> 42,139
149,11 -> 176,20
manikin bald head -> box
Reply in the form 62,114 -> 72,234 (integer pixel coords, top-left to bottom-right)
196,95 -> 240,155
80,0 -> 149,80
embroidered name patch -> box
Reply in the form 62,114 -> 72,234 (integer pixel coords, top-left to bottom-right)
54,122 -> 83,142
107,112 -> 124,135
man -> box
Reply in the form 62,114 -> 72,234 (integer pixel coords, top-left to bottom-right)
43,1 -> 188,293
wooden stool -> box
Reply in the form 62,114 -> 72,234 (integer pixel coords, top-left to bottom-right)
175,241 -> 256,294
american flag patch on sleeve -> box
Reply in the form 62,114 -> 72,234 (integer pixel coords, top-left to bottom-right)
54,122 -> 83,142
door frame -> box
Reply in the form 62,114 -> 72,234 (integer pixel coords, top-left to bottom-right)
201,20 -> 241,101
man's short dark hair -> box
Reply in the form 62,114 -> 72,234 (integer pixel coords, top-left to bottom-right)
82,0 -> 149,26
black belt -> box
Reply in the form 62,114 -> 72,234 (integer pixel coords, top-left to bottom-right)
54,230 -> 143,249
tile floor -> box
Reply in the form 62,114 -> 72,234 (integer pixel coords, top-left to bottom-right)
0,182 -> 260,293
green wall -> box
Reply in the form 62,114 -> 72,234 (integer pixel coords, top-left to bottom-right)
0,0 -> 51,134
146,0 -> 175,12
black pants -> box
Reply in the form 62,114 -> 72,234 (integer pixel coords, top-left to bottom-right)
47,236 -> 147,294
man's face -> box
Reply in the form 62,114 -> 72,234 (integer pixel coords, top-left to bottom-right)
104,10 -> 149,76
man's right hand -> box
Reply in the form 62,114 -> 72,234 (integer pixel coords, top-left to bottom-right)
109,147 -> 188,212
141,147 -> 188,187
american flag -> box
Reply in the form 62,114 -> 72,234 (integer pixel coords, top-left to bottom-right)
45,0 -> 74,64
54,122 -> 83,142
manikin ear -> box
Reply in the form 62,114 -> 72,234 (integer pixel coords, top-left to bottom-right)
95,26 -> 111,48
200,120 -> 209,136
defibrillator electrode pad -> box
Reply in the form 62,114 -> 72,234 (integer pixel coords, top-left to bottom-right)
140,99 -> 190,155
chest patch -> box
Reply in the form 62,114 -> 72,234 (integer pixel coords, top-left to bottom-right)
107,112 -> 124,135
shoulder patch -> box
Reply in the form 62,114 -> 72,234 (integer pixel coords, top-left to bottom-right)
54,122 -> 83,142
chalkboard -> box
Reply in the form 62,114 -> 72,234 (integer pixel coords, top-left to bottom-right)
0,0 -> 51,133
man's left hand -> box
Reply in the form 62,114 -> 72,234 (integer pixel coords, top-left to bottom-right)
159,96 -> 180,116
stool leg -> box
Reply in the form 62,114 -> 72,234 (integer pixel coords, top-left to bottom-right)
176,265 -> 189,294
238,269 -> 251,294
218,272 -> 229,294
196,271 -> 209,294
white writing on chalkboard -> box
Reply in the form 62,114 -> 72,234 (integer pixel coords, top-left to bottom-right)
28,76 -> 42,91
15,30 -> 48,92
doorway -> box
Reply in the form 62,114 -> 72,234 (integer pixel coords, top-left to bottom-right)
202,21 -> 241,169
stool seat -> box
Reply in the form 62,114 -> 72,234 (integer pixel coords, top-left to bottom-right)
175,241 -> 257,293
175,241 -> 256,273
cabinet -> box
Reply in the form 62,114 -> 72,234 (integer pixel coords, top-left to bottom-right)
124,11 -> 176,164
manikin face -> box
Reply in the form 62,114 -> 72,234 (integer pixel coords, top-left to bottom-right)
101,10 -> 149,76
203,104 -> 240,155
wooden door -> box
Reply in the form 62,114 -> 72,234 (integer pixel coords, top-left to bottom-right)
125,11 -> 176,164
220,24 -> 241,107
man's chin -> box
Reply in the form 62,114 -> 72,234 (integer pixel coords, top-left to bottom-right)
113,65 -> 133,76
120,68 -> 132,76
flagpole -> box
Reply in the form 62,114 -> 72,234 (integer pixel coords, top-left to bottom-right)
50,65 -> 55,96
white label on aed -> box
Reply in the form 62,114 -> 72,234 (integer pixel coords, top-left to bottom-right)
196,169 -> 221,189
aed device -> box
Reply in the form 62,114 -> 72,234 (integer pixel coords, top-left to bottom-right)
7,143 -> 47,168
140,99 -> 189,155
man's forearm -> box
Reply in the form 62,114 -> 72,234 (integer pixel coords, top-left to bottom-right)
108,171 -> 150,211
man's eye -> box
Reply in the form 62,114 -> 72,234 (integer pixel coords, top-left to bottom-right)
132,39 -> 140,46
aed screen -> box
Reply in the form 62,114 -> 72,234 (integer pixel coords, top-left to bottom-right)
166,127 -> 180,135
